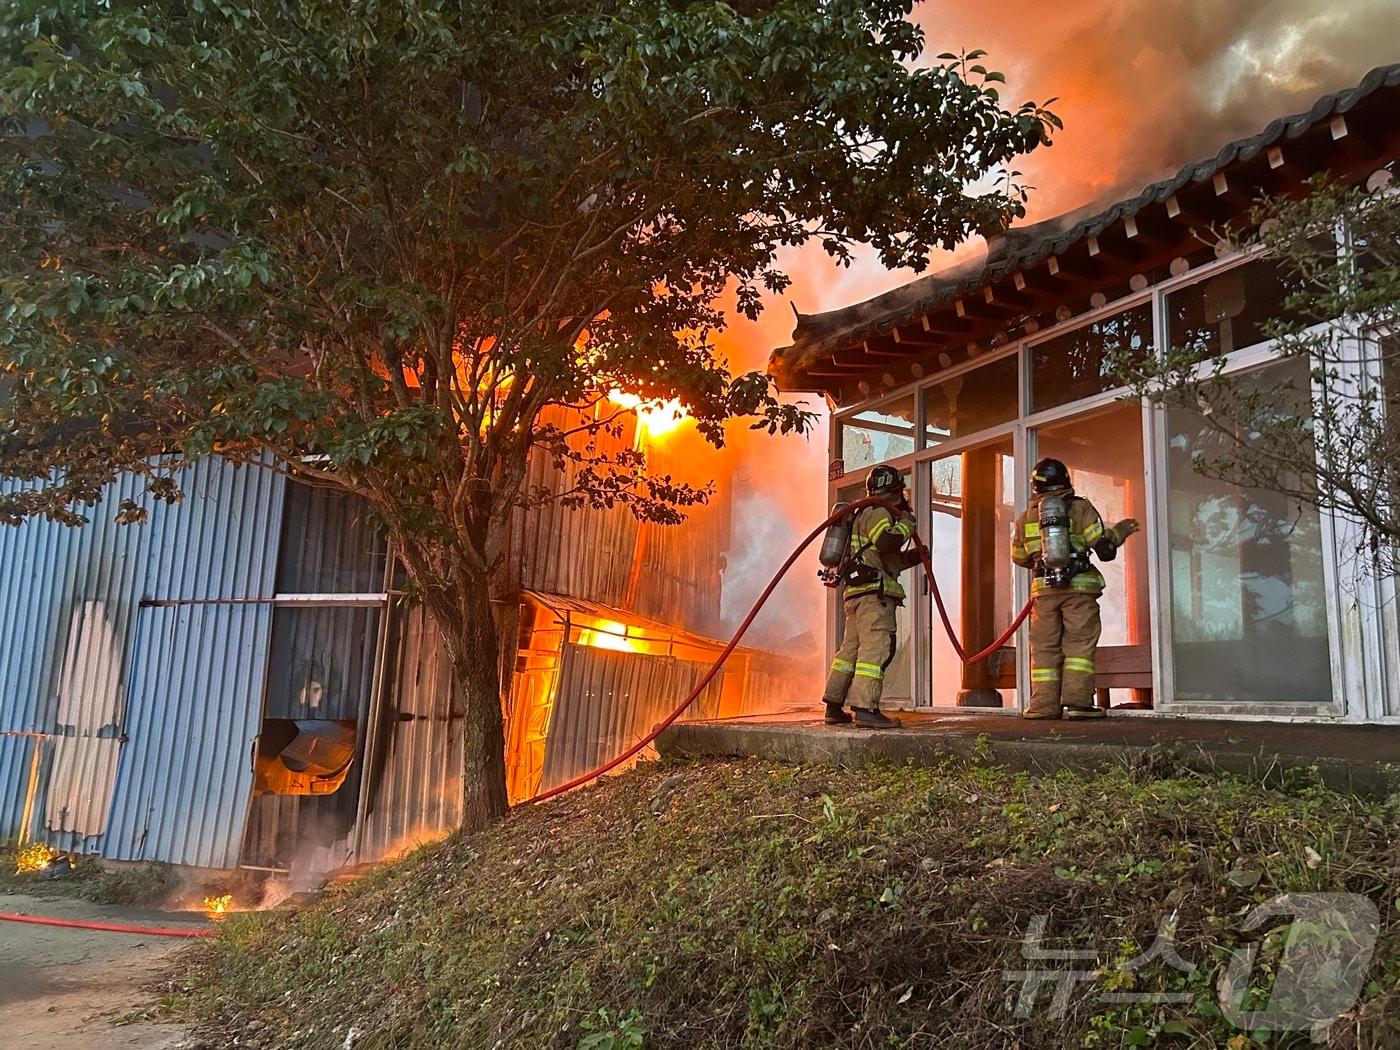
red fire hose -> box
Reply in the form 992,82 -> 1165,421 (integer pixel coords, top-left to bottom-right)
0,499 -> 1032,936
0,911 -> 212,937
528,497 -> 1034,804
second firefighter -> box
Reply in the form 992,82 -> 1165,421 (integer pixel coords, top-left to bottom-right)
1010,457 -> 1139,719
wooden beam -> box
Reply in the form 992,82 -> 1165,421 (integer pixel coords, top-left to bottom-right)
963,287 -> 1024,317
1163,187 -> 1229,226
860,339 -> 918,359
888,330 -> 950,349
919,311 -> 974,335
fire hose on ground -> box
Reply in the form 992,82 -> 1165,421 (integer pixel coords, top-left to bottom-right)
0,497 -> 1031,936
527,496 -> 1034,804
0,910 -> 212,937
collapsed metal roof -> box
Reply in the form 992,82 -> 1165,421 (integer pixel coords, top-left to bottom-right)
771,63 -> 1400,400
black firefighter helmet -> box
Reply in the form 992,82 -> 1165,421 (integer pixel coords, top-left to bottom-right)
1031,457 -> 1071,493
865,464 -> 904,499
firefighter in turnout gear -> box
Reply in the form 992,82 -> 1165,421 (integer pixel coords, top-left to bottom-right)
1011,458 -> 1140,719
822,465 -> 920,729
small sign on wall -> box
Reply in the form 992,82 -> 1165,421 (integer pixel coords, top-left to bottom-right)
828,459 -> 845,481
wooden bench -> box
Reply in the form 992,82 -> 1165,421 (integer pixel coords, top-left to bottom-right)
985,642 -> 1153,708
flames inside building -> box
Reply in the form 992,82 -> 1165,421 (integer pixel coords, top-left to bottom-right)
0,399 -> 798,877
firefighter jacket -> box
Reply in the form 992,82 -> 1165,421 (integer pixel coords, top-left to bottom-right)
843,505 -> 921,601
1010,487 -> 1125,596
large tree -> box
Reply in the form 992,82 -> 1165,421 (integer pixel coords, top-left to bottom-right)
0,0 -> 1055,828
1116,180 -> 1399,574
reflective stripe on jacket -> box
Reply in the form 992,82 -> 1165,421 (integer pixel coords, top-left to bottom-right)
844,506 -> 915,600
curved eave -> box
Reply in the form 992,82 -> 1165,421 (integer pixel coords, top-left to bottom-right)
771,63 -> 1400,400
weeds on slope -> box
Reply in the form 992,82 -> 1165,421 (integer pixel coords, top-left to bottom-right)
174,756 -> 1400,1050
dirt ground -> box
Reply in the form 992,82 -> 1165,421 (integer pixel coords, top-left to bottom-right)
0,892 -> 200,1050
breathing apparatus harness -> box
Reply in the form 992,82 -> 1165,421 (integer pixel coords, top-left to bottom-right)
817,466 -> 907,590
1036,492 -> 1092,589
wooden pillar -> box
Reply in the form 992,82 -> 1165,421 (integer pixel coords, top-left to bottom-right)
958,447 -> 1003,707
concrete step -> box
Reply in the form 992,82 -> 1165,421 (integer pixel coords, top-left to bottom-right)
657,712 -> 1400,799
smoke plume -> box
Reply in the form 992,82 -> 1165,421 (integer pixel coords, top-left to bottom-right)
706,1 -> 1398,685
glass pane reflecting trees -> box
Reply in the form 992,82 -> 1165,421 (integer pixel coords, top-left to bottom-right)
1166,359 -> 1332,701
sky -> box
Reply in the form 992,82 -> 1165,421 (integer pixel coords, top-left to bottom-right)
707,0 -> 1400,656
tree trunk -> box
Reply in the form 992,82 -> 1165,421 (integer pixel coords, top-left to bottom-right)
427,579 -> 511,832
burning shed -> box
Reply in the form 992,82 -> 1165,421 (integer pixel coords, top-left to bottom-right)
772,64 -> 1400,723
0,398 -> 794,876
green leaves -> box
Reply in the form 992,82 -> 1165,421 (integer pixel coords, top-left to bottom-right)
1113,182 -> 1400,573
0,0 -> 1049,602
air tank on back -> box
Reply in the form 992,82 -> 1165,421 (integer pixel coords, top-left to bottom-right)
818,501 -> 852,578
1038,493 -> 1074,587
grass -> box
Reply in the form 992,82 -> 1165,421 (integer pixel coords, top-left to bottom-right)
173,756 -> 1400,1049
0,845 -> 184,906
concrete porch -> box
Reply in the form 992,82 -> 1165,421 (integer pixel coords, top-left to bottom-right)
656,711 -> 1400,799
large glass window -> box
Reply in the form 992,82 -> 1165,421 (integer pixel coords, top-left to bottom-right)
1035,402 -> 1151,706
923,436 -> 1016,707
1166,359 -> 1332,702
839,394 -> 916,469
922,352 -> 1018,446
1030,304 -> 1152,413
1166,256 -> 1297,358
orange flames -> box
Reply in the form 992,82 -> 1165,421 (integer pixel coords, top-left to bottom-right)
608,391 -> 689,440
578,619 -> 640,653
203,894 -> 234,919
14,842 -> 59,874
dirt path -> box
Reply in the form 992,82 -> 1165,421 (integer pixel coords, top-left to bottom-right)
0,892 -> 201,1050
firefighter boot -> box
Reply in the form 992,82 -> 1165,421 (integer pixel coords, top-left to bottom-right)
824,702 -> 853,725
854,707 -> 900,730
1064,705 -> 1106,720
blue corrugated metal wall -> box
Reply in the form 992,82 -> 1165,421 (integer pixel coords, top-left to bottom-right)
0,458 -> 285,865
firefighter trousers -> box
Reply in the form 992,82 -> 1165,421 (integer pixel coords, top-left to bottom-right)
823,593 -> 899,711
1027,589 -> 1102,716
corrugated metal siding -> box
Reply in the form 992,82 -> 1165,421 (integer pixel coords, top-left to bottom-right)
537,644 -> 724,793
102,603 -> 273,868
357,602 -> 463,862
625,428 -> 730,632
0,458 -> 285,858
507,408 -> 729,638
510,437 -> 640,603
275,483 -> 388,593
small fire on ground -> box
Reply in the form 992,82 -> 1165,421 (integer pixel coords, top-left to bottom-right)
14,842 -> 61,874
203,894 -> 235,920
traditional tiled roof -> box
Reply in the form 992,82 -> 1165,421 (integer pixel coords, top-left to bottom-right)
772,63 -> 1400,393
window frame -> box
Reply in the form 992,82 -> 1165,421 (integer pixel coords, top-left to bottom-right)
827,243 -> 1358,715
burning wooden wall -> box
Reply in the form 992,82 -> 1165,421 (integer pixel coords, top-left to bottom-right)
504,593 -> 799,803
506,404 -> 731,639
